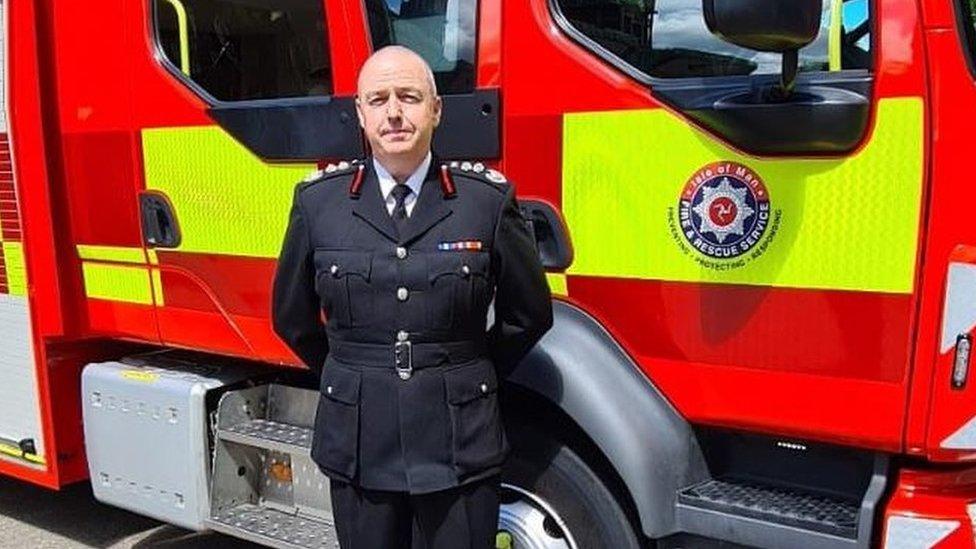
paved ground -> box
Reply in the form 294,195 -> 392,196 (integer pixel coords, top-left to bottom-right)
0,475 -> 263,548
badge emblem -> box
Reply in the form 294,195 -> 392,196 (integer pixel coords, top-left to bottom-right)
484,169 -> 507,183
670,161 -> 778,265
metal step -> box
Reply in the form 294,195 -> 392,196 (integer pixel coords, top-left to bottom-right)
220,419 -> 313,454
679,479 -> 859,539
209,503 -> 338,549
210,385 -> 336,549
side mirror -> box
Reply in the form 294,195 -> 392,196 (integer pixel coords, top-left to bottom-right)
519,200 -> 573,271
703,0 -> 823,94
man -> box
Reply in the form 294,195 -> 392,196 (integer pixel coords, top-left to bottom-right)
271,46 -> 552,548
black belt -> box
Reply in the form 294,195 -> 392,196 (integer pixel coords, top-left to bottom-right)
329,339 -> 487,380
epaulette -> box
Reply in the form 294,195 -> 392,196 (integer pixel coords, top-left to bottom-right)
446,160 -> 509,192
300,159 -> 366,196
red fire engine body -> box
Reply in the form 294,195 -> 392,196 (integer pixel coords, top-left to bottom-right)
3,0 -> 976,547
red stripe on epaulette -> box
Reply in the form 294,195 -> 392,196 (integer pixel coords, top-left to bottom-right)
349,165 -> 365,198
439,164 -> 457,198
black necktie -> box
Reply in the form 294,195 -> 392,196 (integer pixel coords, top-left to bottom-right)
391,184 -> 412,234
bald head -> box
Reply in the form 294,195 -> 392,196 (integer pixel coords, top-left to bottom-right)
355,46 -> 443,182
357,46 -> 438,98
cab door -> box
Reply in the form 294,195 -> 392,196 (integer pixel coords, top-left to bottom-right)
134,0 -> 502,367
911,0 -> 976,461
502,0 -> 928,449
131,0 -> 360,363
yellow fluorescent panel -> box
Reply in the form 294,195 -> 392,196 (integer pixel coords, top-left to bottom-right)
828,0 -> 843,71
81,262 -> 153,305
0,441 -> 44,465
546,273 -> 568,296
2,242 -> 27,296
562,97 -> 924,294
76,244 -> 146,264
141,126 -> 316,258
150,268 -> 165,306
75,245 -> 166,305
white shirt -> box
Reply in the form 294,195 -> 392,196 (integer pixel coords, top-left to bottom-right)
374,153 -> 432,218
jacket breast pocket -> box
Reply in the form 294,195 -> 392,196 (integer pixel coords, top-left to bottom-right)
313,249 -> 372,327
443,360 -> 508,476
311,364 -> 362,479
426,251 -> 491,332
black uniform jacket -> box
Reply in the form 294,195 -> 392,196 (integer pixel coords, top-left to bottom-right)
271,156 -> 552,494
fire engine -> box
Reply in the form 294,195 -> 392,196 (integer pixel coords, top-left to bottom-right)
2,0 -> 975,546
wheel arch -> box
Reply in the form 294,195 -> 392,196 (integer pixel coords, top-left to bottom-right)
504,300 -> 709,538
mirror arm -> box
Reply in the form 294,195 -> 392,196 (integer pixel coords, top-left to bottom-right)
780,49 -> 799,96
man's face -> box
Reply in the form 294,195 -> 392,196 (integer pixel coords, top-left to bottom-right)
356,51 -> 442,161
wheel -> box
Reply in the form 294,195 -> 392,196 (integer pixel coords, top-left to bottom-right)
498,427 -> 642,549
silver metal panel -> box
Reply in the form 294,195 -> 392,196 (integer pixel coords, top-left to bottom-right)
209,503 -> 338,549
0,293 -> 43,459
882,516 -> 959,549
967,502 -> 976,540
259,450 -> 295,512
268,384 -> 318,428
941,263 -> 976,353
83,356 -> 257,531
211,384 -> 336,541
223,419 -> 312,452
940,414 -> 976,449
292,454 -> 332,520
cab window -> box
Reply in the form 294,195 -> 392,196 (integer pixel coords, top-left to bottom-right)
152,0 -> 332,102
363,0 -> 478,94
553,0 -> 871,79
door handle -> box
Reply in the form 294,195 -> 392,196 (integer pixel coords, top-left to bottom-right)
139,191 -> 181,248
518,199 -> 573,271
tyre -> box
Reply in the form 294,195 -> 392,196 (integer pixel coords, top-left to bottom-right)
498,426 -> 642,549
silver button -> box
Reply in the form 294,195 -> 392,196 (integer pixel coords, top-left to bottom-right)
461,264 -> 471,276
397,330 -> 409,342
397,287 -> 409,301
479,383 -> 488,394
329,264 -> 338,275
396,246 -> 407,259
326,386 -> 334,395
398,370 -> 412,380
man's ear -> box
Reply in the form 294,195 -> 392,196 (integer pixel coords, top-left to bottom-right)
432,96 -> 443,127
355,97 -> 366,129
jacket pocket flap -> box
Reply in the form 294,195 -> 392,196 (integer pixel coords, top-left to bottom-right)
314,249 -> 372,280
321,365 -> 362,404
427,251 -> 490,282
444,360 -> 498,405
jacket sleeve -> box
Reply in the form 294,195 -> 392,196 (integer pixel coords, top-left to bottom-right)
271,185 -> 329,376
488,185 -> 553,378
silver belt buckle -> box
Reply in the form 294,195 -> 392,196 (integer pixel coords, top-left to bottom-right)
394,341 -> 413,380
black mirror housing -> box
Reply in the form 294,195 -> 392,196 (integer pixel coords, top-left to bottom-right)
703,0 -> 823,53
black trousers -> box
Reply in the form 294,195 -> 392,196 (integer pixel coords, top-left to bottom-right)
329,475 -> 501,549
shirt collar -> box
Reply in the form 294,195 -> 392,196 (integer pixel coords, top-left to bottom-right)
374,152 -> 432,202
